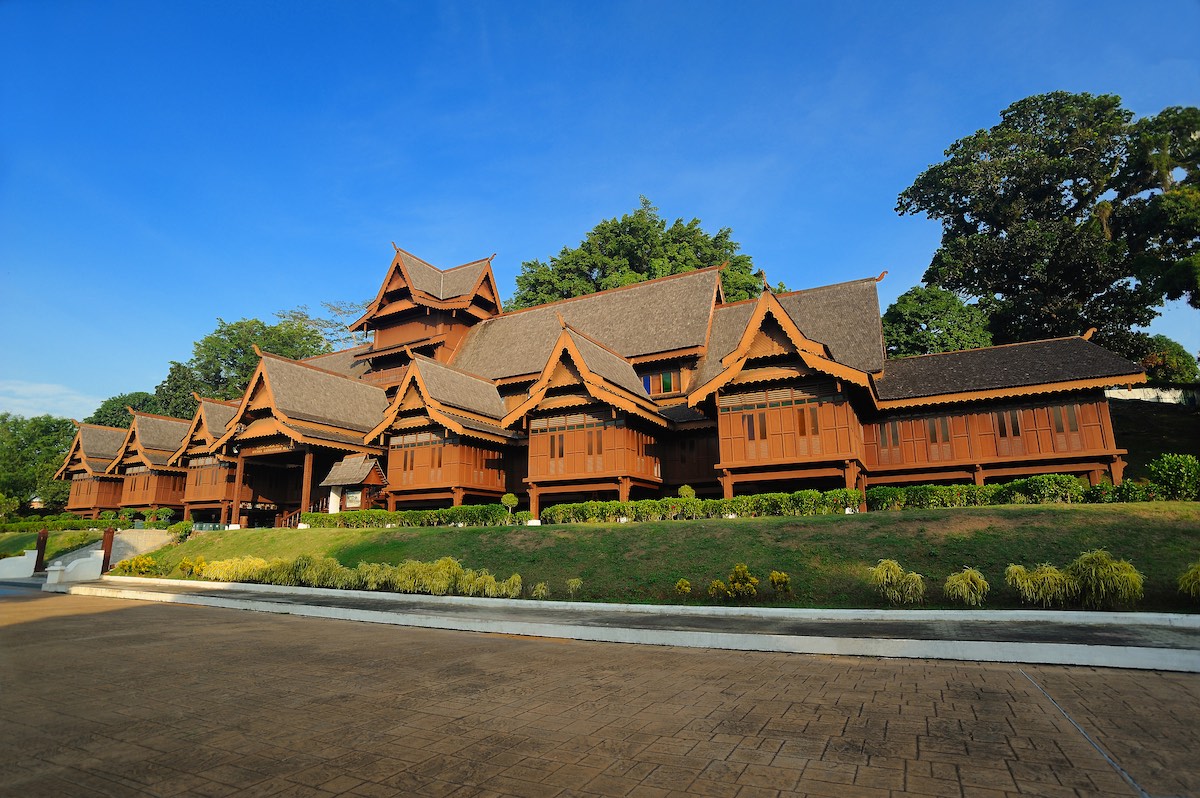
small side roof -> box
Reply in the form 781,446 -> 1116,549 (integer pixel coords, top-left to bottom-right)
320,455 -> 385,487
410,355 -> 507,420
872,338 -> 1145,404
260,354 -> 390,433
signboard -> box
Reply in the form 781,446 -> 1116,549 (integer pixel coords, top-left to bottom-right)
344,489 -> 363,510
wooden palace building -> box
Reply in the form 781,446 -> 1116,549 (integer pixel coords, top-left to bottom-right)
59,247 -> 1146,525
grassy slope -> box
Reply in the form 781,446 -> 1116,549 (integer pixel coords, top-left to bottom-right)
155,503 -> 1200,611
1110,398 -> 1200,479
0,531 -> 102,562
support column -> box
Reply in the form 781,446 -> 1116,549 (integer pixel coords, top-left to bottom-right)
1110,456 -> 1125,486
618,477 -> 631,503
856,474 -> 867,514
231,451 -> 246,525
528,485 -> 540,519
1087,468 -> 1103,487
452,487 -> 465,507
387,493 -> 397,511
219,502 -> 229,526
721,470 -> 734,500
973,465 -> 985,486
843,460 -> 860,491
300,448 -> 314,515
183,506 -> 192,521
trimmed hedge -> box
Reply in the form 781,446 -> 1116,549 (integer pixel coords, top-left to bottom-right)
300,504 -> 513,529
540,489 -> 861,524
0,518 -> 108,534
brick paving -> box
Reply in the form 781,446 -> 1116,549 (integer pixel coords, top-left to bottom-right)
1,591 -> 1197,798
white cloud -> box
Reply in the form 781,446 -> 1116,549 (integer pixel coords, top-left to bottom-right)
0,380 -> 102,420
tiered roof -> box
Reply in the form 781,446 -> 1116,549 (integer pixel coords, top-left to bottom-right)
54,423 -> 128,479
105,411 -> 192,473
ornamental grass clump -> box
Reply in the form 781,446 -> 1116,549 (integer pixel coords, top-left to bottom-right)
566,577 -> 583,598
1004,564 -> 1076,608
868,559 -> 925,605
942,567 -> 989,607
110,554 -> 160,576
531,582 -> 549,599
707,579 -> 728,599
1064,549 -> 1144,609
1179,561 -> 1200,601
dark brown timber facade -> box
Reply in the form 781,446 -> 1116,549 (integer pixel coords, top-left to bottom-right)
60,247 -> 1146,522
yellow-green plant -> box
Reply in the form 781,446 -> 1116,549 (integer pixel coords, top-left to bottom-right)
1178,561 -> 1200,600
202,556 -> 272,583
1004,564 -> 1076,607
531,582 -> 549,599
727,563 -> 759,599
943,567 -> 989,607
868,559 -> 925,605
178,556 -> 207,579
111,554 -> 159,576
708,579 -> 728,599
566,577 -> 583,598
1064,549 -> 1144,609
675,578 -> 691,596
769,570 -> 791,595
500,573 -> 522,599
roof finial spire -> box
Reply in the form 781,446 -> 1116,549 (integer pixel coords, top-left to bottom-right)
755,268 -> 771,293
875,270 -> 888,283
391,241 -> 400,253
1082,327 -> 1097,340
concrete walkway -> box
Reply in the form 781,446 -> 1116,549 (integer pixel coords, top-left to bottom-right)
45,575 -> 1200,673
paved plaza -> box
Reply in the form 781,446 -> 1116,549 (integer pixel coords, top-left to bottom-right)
2,590 -> 1198,797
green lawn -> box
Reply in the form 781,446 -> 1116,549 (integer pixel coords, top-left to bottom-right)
152,502 -> 1200,611
0,530 -> 102,563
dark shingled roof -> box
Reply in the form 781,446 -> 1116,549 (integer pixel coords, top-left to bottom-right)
199,399 -> 238,438
133,414 -> 192,464
872,338 -> 1144,401
401,251 -> 491,300
565,329 -> 649,398
451,268 -> 722,380
412,355 -> 506,420
776,279 -> 883,373
442,412 -> 521,440
320,455 -> 384,487
78,425 -> 127,463
690,279 -> 885,390
262,356 -> 390,433
303,345 -> 371,379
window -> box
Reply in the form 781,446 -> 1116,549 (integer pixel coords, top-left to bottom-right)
641,369 -> 681,396
878,420 -> 902,464
994,409 -> 1024,456
926,416 -> 952,461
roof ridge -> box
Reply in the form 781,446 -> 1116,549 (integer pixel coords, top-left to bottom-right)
494,265 -> 724,320
129,409 -> 192,423
78,422 -> 128,432
410,353 -> 495,383
884,336 -> 1088,363
260,348 -> 382,385
775,276 -> 881,297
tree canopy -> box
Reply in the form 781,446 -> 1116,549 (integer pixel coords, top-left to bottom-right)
84,391 -> 163,428
897,92 -> 1199,357
507,197 -> 776,310
1139,335 -> 1199,384
881,285 -> 992,358
0,413 -> 76,509
189,316 -> 331,401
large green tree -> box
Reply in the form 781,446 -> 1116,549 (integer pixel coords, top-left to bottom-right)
154,361 -> 202,420
0,413 -> 76,509
882,285 -> 993,357
897,93 -> 1199,357
84,391 -> 163,428
190,317 -> 331,400
507,197 -> 774,310
1138,335 -> 1199,384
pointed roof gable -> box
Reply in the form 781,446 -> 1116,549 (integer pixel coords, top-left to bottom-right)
105,411 -> 191,472
320,454 -> 387,487
366,356 -> 516,444
688,287 -> 873,404
871,338 -> 1146,407
168,397 -> 240,465
451,267 -> 723,380
351,247 -> 500,330
407,355 -> 506,419
55,423 -> 127,479
501,324 -> 664,428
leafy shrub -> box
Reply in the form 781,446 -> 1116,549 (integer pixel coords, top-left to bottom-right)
675,578 -> 691,596
501,493 -> 519,513
531,582 -> 549,599
677,484 -> 696,499
1084,482 -> 1116,504
867,559 -> 925,605
513,511 -> 533,525
110,554 -> 160,576
790,490 -> 826,515
169,520 -> 194,543
1004,564 -> 1076,608
943,567 -> 989,607
1024,474 -> 1086,504
902,485 -> 944,509
866,486 -> 906,511
1111,480 -> 1147,503
178,556 -> 207,578
1179,562 -> 1200,601
726,563 -> 759,599
769,570 -> 791,596
1064,549 -> 1144,609
707,579 -> 728,599
823,488 -> 860,512
566,577 -> 583,598
1148,453 -> 1200,501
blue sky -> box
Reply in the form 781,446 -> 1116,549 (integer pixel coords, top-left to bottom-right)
2,0 -> 1197,420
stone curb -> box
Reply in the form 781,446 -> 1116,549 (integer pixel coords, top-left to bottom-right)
52,578 -> 1200,673
93,575 -> 1200,627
